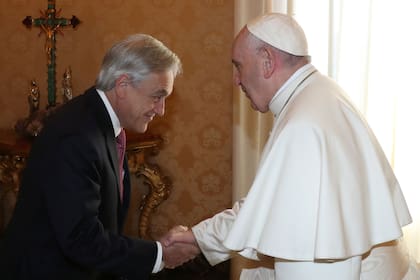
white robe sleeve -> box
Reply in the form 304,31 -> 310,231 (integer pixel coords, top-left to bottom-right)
192,199 -> 244,266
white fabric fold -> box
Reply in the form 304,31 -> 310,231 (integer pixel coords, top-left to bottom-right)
240,267 -> 275,280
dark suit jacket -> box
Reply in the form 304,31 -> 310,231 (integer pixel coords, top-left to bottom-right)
0,87 -> 157,280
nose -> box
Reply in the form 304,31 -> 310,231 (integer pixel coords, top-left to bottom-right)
154,99 -> 165,116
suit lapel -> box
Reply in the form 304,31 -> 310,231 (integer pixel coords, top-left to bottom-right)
85,88 -> 122,203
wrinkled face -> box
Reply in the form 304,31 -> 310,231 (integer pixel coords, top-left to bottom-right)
115,71 -> 174,133
232,29 -> 269,113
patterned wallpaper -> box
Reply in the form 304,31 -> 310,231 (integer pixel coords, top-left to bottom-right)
0,0 -> 234,239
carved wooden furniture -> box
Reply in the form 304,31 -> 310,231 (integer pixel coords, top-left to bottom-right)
0,129 -> 170,239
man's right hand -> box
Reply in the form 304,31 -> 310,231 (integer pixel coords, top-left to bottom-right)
159,225 -> 200,269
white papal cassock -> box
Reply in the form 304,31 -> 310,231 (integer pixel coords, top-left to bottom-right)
192,64 -> 419,279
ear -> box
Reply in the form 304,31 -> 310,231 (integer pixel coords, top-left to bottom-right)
114,74 -> 130,98
260,48 -> 275,79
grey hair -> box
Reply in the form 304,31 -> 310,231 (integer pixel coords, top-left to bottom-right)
96,34 -> 182,91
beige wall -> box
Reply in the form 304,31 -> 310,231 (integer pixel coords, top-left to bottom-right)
0,0 -> 233,239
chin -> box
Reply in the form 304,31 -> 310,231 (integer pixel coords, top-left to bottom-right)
139,124 -> 149,133
250,103 -> 259,111
129,124 -> 148,134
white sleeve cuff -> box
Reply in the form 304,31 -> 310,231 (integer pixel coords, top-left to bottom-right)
152,241 -> 164,273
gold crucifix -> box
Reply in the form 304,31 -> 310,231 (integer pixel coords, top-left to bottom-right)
22,0 -> 81,107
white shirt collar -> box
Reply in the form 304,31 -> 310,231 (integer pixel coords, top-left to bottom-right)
96,89 -> 121,137
270,64 -> 313,106
269,64 -> 316,118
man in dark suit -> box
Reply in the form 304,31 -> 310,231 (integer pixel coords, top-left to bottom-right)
0,34 -> 198,279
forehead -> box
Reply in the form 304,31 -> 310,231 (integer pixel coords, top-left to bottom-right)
133,71 -> 173,95
156,71 -> 175,93
232,28 -> 252,60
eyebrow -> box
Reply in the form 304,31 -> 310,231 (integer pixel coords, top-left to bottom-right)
153,89 -> 169,96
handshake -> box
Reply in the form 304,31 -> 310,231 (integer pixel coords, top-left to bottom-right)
159,225 -> 201,269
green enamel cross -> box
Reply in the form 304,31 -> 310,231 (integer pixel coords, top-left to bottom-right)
22,0 -> 80,108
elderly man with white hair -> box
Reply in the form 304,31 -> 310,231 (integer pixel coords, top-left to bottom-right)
163,13 -> 419,279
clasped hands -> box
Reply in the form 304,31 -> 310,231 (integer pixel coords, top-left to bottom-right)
159,225 -> 200,269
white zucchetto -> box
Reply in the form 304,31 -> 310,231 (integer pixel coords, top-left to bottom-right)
247,13 -> 309,56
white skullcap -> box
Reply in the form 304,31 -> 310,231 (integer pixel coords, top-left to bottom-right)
247,13 -> 308,56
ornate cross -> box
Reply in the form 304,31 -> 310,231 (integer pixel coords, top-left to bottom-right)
22,0 -> 80,107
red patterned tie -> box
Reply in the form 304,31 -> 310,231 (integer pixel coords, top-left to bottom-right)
116,129 -> 126,202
